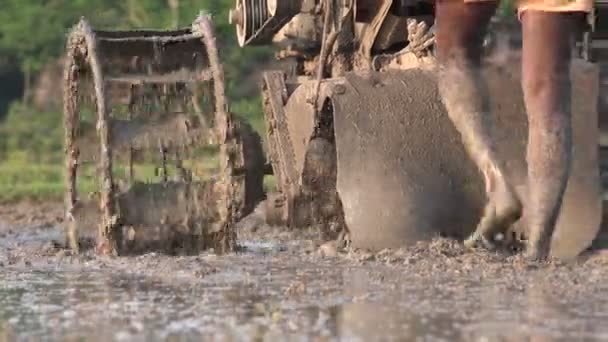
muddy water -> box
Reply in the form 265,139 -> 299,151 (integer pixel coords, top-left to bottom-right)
1,224 -> 608,341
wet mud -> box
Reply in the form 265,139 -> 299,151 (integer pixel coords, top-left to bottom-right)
1,202 -> 608,341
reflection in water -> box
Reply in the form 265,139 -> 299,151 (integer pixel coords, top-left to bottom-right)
333,268 -> 462,341
0,321 -> 16,342
0,252 -> 607,341
523,284 -> 608,342
458,281 -> 607,342
524,285 -> 570,342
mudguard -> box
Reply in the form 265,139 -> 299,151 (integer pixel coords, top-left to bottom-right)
328,56 -> 600,260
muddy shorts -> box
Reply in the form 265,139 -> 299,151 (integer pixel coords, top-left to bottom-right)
463,0 -> 593,16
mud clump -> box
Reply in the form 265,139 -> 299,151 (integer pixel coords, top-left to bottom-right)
340,236 -> 608,283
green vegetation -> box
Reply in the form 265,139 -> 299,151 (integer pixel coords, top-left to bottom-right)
0,104 -> 64,202
0,0 -> 274,202
499,0 -> 516,16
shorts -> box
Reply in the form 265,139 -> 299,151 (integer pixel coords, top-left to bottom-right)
463,0 -> 593,15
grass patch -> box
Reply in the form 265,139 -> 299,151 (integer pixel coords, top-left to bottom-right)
0,182 -> 66,203
0,162 -> 95,203
0,164 -> 66,203
0,159 -> 275,203
0,99 -> 269,203
231,97 -> 268,146
0,149 -> 225,203
264,175 -> 277,193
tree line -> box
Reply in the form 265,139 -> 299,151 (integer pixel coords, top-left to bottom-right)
0,0 -> 273,117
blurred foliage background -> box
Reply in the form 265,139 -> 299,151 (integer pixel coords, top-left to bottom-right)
0,0 -> 276,201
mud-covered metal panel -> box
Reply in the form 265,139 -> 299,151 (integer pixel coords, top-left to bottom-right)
96,33 -> 211,79
332,70 -> 483,250
282,83 -> 317,176
262,72 -> 299,194
332,57 -> 600,259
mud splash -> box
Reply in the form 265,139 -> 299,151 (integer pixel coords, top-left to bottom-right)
1,216 -> 608,341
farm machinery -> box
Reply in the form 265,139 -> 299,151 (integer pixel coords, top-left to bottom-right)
228,0 -> 604,259
63,15 -> 266,255
63,1 -> 606,259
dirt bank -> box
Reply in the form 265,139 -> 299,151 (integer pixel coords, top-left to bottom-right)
0,200 -> 64,229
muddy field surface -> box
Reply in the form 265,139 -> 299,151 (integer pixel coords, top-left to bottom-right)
1,202 -> 608,341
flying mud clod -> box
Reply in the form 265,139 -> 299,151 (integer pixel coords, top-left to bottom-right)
63,14 -> 265,256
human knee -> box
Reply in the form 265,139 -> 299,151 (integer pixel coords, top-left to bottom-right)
435,1 -> 497,66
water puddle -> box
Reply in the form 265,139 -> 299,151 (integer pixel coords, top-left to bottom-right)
1,227 -> 607,341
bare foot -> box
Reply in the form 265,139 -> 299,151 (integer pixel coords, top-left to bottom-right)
465,176 -> 522,250
524,231 -> 552,262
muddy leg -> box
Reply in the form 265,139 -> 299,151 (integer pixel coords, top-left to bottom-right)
435,1 -> 522,249
520,11 -> 582,261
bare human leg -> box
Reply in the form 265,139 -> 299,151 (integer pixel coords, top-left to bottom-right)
436,0 -> 522,248
520,10 -> 584,261
435,0 -> 522,249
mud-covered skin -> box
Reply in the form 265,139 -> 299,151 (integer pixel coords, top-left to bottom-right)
435,2 -> 585,261
520,11 -> 582,261
435,1 -> 523,251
